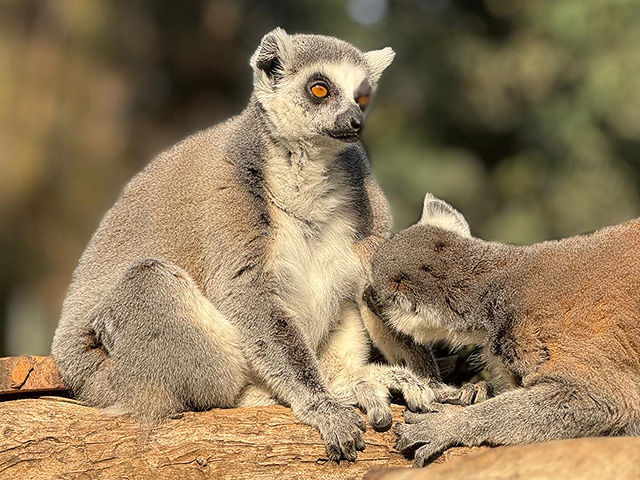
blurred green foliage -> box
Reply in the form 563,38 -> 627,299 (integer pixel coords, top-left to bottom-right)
1,0 -> 639,355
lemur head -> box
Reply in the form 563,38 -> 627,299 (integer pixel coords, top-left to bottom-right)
250,27 -> 395,149
365,194 -> 496,345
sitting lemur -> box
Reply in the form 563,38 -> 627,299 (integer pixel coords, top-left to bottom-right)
52,29 -> 457,462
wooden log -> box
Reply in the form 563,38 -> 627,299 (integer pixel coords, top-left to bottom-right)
0,398 -> 479,479
0,356 -> 66,396
364,437 -> 640,480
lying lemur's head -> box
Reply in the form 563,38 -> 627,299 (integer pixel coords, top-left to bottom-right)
250,27 -> 394,147
365,194 -> 498,345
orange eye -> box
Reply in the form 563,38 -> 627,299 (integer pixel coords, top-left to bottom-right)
311,83 -> 329,99
357,94 -> 370,108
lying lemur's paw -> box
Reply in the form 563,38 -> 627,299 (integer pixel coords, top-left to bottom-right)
434,381 -> 493,406
398,375 -> 439,413
299,396 -> 367,462
396,405 -> 461,467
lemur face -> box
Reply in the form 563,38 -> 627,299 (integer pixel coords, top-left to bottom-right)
365,194 -> 485,344
250,28 -> 394,149
298,64 -> 371,144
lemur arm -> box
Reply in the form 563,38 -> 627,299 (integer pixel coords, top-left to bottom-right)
229,287 -> 366,462
397,381 -> 615,467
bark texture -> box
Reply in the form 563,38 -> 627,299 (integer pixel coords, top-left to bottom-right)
0,356 -> 65,396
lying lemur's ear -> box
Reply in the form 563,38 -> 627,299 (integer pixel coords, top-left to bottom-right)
364,47 -> 395,84
250,27 -> 294,84
418,193 -> 471,238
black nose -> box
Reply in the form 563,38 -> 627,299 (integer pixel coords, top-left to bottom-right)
350,116 -> 362,131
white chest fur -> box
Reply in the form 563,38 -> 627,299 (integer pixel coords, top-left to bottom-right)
264,148 -> 363,351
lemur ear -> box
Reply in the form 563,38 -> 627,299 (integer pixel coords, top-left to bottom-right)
364,47 -> 395,84
418,193 -> 472,238
250,27 -> 294,84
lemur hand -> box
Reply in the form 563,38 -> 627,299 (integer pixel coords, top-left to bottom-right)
349,365 -> 439,431
396,404 -> 462,467
298,395 -> 367,462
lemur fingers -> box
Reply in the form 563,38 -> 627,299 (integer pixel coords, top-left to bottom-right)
395,408 -> 458,468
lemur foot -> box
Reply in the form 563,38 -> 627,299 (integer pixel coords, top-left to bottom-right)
299,396 -> 367,463
433,381 -> 493,406
396,404 -> 461,467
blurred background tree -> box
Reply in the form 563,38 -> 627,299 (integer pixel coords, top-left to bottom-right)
1,0 -> 639,356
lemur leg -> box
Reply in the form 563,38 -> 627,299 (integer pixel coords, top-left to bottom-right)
396,382 -> 622,467
319,302 -> 375,406
319,303 -> 439,431
80,259 -> 248,420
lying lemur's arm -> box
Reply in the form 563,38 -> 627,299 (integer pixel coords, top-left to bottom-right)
397,380 -> 617,467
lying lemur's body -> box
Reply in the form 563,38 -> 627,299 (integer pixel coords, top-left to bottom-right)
366,194 -> 640,466
52,29 -> 440,462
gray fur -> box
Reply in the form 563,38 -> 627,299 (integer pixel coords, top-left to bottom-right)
51,28 -> 435,462
367,194 -> 640,466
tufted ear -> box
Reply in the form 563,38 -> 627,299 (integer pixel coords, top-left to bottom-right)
418,193 -> 471,237
364,47 -> 395,83
250,27 -> 294,84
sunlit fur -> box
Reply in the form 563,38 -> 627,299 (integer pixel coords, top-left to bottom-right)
370,193 -> 640,465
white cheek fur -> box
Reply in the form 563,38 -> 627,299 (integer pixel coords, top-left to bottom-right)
385,298 -> 483,350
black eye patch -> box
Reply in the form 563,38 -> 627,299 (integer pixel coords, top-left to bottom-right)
305,74 -> 337,103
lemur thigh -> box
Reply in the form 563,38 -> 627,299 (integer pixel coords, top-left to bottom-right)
81,259 -> 247,420
319,303 -> 437,430
397,382 -> 621,467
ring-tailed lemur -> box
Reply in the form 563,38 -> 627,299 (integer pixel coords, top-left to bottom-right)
52,28 -> 442,462
366,194 -> 640,467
